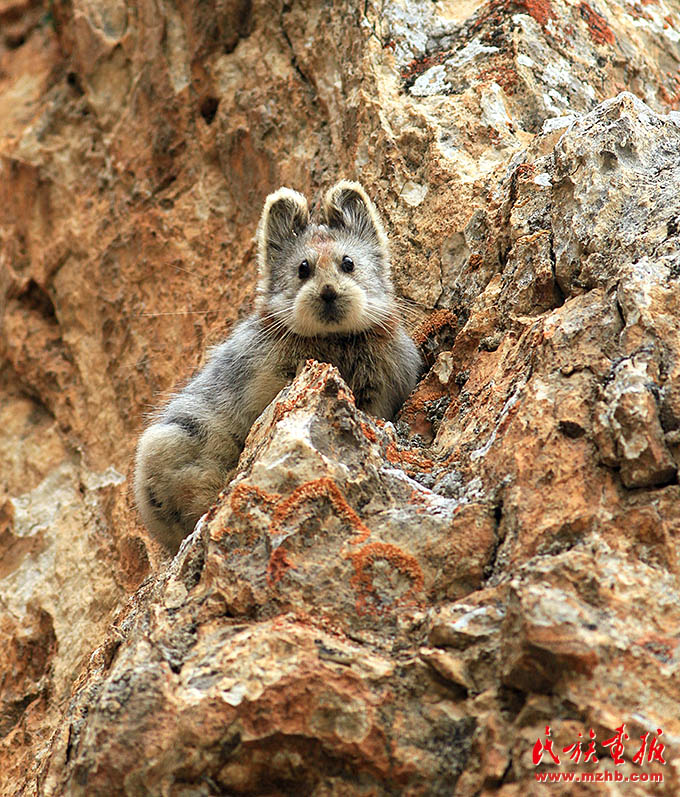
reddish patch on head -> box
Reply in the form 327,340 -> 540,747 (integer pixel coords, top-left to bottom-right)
307,231 -> 336,271
308,231 -> 334,247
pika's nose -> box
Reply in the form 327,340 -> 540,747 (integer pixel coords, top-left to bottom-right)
320,284 -> 337,303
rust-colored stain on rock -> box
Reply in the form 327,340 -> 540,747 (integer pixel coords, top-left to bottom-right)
579,2 -> 616,46
348,541 -> 425,616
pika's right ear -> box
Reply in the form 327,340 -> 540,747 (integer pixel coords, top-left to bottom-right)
257,187 -> 309,273
321,180 -> 388,253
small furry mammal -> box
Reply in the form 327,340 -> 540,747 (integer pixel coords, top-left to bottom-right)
135,181 -> 423,552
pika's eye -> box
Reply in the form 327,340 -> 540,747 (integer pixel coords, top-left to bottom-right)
341,255 -> 354,273
298,259 -> 311,279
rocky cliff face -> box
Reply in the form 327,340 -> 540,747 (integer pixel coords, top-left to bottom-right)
1,0 -> 680,794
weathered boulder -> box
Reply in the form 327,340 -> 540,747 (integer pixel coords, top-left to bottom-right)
38,363 -> 490,794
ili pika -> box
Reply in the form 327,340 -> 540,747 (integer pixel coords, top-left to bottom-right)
134,181 -> 423,552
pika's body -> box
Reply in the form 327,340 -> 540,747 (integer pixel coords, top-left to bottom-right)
135,181 -> 423,552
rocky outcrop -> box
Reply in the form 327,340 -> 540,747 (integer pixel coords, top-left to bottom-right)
1,0 -> 680,795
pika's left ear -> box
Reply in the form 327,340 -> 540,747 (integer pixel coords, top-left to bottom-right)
257,187 -> 310,270
322,180 -> 388,252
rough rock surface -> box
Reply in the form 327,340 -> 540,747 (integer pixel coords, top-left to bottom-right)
1,0 -> 680,795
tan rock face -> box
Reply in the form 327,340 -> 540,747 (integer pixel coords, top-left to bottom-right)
1,0 -> 680,795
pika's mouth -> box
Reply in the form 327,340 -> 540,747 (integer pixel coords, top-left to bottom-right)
292,285 -> 368,336
317,301 -> 345,324
316,288 -> 347,324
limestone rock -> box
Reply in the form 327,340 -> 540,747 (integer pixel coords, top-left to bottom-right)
551,93 -> 680,296
593,351 -> 677,488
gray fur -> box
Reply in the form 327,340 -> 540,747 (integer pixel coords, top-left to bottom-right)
135,181 -> 423,552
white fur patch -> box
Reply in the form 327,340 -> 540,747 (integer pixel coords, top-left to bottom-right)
291,278 -> 372,336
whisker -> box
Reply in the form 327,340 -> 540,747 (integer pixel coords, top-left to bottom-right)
393,301 -> 425,322
171,264 -> 203,278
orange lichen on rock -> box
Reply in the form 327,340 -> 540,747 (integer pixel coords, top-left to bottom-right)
659,74 -> 680,108
515,163 -> 536,180
359,420 -> 378,444
408,489 -> 431,514
269,477 -> 371,544
270,361 -> 356,425
230,483 -> 280,523
266,547 -> 295,586
202,502 -> 220,527
579,2 -> 615,45
209,524 -> 243,543
477,62 -> 519,95
633,633 -> 679,663
348,542 -> 425,616
474,0 -> 556,35
412,309 -> 458,348
385,441 -> 435,472
404,378 -> 450,410
525,0 -> 557,27
626,3 -> 652,21
399,374 -> 451,443
400,50 -> 451,83
270,389 -> 310,426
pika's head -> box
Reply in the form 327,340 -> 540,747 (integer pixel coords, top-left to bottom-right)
256,181 -> 395,337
